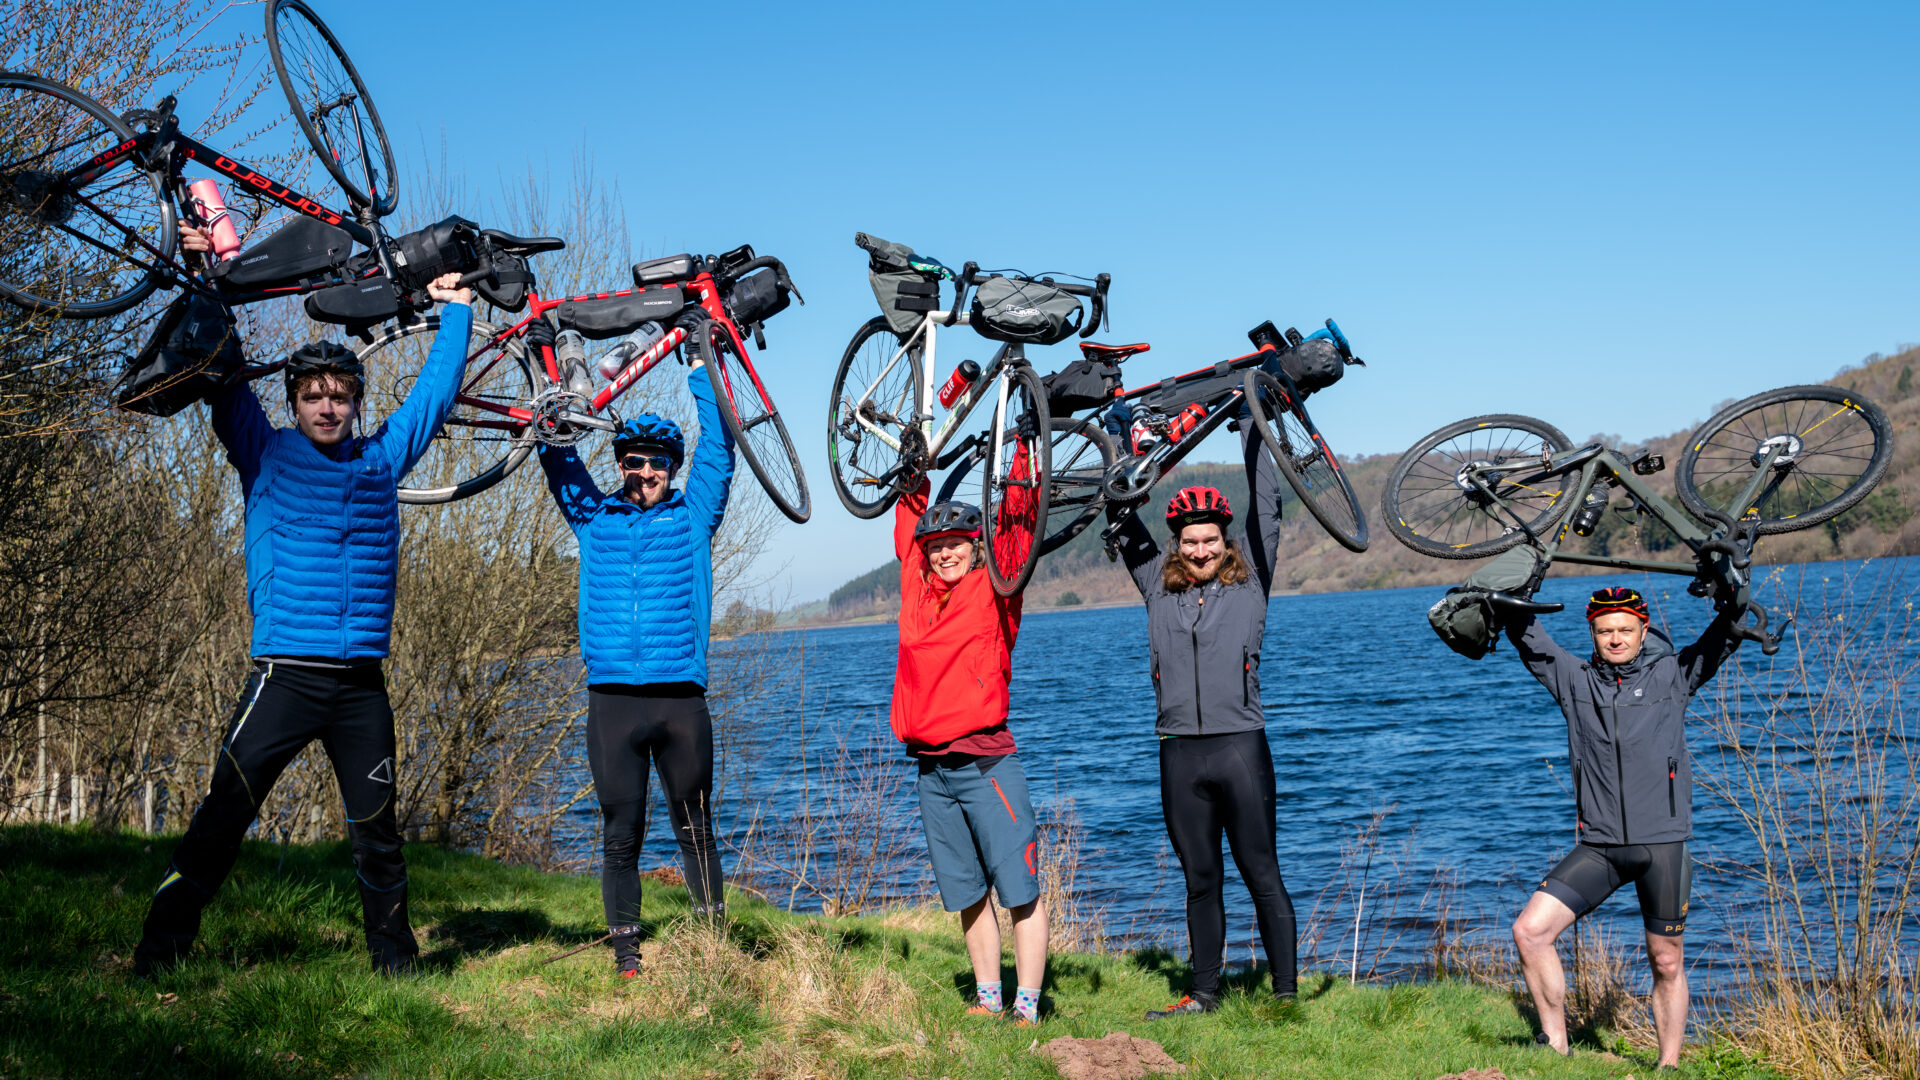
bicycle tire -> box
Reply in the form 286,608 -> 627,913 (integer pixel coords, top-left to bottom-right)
265,0 -> 397,216
689,318 -> 811,523
355,316 -> 537,504
938,416 -> 1116,557
827,316 -> 918,519
1383,413 -> 1576,559
1243,370 -> 1370,552
0,71 -> 173,317
1676,384 -> 1893,534
981,363 -> 1053,597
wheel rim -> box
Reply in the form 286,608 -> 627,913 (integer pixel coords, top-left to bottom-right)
1392,420 -> 1571,553
0,76 -> 170,315
982,368 -> 1050,593
830,321 -> 917,513
357,318 -> 533,501
1683,391 -> 1885,530
268,1 -> 396,215
705,322 -> 809,521
1273,400 -> 1364,546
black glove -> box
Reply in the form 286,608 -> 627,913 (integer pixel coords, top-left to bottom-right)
525,318 -> 556,351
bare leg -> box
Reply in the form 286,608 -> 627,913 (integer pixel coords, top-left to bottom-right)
1645,931 -> 1686,1067
1512,890 -> 1579,1054
1008,897 -> 1048,991
959,896 -> 1002,989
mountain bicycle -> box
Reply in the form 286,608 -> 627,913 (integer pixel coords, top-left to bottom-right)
827,233 -> 1113,595
937,320 -> 1372,558
1,1 -> 410,319
357,238 -> 813,522
1380,386 -> 1895,652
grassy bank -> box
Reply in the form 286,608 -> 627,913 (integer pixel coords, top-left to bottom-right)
0,826 -> 1774,1080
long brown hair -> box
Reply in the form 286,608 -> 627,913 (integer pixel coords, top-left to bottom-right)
1162,536 -> 1250,592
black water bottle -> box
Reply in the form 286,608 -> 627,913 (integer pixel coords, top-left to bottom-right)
1572,490 -> 1608,536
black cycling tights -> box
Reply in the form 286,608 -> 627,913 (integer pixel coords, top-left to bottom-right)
587,684 -> 724,930
1160,729 -> 1298,997
139,661 -> 413,968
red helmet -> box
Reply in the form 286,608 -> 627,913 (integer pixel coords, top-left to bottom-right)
1165,486 -> 1232,532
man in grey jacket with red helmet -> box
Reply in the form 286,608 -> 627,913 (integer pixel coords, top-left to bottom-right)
1504,586 -> 1741,1066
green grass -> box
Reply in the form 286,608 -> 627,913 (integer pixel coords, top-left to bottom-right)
0,826 -> 1780,1079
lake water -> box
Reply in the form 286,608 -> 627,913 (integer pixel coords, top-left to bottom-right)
561,554 -> 1920,989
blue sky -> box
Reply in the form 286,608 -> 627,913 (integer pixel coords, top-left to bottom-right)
189,1 -> 1917,603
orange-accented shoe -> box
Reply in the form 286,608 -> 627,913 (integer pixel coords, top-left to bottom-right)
1144,993 -> 1217,1021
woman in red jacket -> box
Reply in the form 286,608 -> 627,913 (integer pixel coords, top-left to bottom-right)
889,452 -> 1048,1026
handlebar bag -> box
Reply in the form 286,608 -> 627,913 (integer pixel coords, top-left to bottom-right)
304,273 -> 403,328
475,246 -> 532,313
1278,337 -> 1344,395
115,292 -> 244,416
213,215 -> 354,292
728,268 -> 790,328
870,270 -> 940,336
556,287 -> 685,340
1042,355 -> 1121,413
971,275 -> 1084,346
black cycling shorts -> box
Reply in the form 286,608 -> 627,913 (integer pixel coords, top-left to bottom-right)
1538,841 -> 1691,937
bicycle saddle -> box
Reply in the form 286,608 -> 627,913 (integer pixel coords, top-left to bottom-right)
480,229 -> 565,256
1081,342 -> 1150,361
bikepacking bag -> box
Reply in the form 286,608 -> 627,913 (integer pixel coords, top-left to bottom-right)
389,215 -> 483,291
1279,337 -> 1344,394
212,215 -> 354,292
871,271 -> 940,336
474,246 -> 532,313
115,292 -> 244,416
971,275 -> 1083,346
304,273 -> 402,327
555,287 -> 685,340
1042,354 -> 1121,413
728,267 -> 790,328
1426,546 -> 1547,659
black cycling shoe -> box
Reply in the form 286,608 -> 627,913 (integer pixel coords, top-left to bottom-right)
131,939 -> 188,979
1533,1031 -> 1571,1057
1145,993 -> 1218,1021
1273,988 -> 1298,1005
610,926 -> 642,980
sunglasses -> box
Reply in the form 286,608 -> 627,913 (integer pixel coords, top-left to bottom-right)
619,453 -> 674,472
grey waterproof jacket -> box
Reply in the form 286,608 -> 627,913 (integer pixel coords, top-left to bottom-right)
1505,611 -> 1741,844
1110,425 -> 1282,737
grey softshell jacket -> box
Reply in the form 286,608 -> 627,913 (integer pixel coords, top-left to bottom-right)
1110,424 -> 1282,737
1505,611 -> 1741,844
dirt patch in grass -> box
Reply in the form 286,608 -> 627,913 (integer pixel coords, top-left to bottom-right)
1434,1070 -> 1509,1080
1035,1032 -> 1187,1080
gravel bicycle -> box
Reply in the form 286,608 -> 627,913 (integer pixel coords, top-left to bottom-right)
358,238 -> 812,521
1381,385 -> 1895,652
1,1 -> 410,319
828,233 -> 1112,595
938,320 -> 1372,558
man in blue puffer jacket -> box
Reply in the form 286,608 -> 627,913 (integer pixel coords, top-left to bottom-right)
133,252 -> 473,977
538,334 -> 735,978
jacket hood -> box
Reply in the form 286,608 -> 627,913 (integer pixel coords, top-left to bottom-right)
1592,625 -> 1673,678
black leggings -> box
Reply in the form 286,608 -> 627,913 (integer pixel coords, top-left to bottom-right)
587,684 -> 723,929
139,661 -> 413,966
1160,729 -> 1298,997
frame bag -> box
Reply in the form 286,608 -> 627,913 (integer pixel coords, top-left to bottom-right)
213,216 -> 354,293
971,275 -> 1083,346
556,288 -> 685,340
115,293 -> 244,416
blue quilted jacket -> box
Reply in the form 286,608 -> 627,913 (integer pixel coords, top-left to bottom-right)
540,368 -> 735,687
212,304 -> 472,659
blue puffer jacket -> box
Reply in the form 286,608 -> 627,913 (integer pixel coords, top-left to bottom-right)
540,368 -> 735,687
212,304 -> 472,659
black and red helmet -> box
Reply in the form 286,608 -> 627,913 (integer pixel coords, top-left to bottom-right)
1165,486 -> 1232,532
1586,586 -> 1650,623
915,500 -> 983,542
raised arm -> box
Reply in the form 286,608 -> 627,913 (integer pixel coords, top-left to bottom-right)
1678,603 -> 1744,693
1241,414 -> 1283,596
375,301 -> 473,478
538,444 -> 605,532
1503,613 -> 1580,702
679,362 -> 736,536
1104,500 -> 1161,597
209,379 -> 272,480
895,478 -> 930,565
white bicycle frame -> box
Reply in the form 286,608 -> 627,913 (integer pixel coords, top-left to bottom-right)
847,306 -> 1030,490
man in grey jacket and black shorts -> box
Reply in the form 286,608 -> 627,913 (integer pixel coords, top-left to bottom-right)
1505,585 -> 1740,1066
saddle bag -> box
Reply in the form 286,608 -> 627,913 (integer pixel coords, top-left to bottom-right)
304,273 -> 403,328
971,275 -> 1083,346
1426,546 -> 1548,659
1278,337 -> 1344,394
474,246 -> 532,313
1042,355 -> 1121,414
870,271 -> 940,336
212,215 -> 354,292
115,292 -> 244,416
389,215 -> 483,291
555,287 -> 685,340
727,267 -> 790,328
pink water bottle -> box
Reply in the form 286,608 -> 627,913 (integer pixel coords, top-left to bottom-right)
187,179 -> 242,261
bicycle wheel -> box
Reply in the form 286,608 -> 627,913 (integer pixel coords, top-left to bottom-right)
1243,371 -> 1369,552
0,72 -> 173,317
1383,413 -> 1575,559
265,0 -> 397,216
980,364 -> 1053,597
690,318 -> 811,523
828,316 -> 919,519
1677,385 -> 1892,534
938,416 -> 1116,557
356,316 -> 538,504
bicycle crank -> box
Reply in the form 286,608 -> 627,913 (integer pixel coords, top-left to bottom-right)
527,387 -> 600,446
1101,454 -> 1160,503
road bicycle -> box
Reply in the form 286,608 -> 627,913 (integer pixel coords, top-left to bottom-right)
937,320 -> 1373,559
827,233 -> 1112,595
358,237 -> 812,522
1380,385 -> 1895,652
1,1 -> 411,320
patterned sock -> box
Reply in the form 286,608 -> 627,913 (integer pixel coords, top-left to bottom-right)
1013,985 -> 1041,1023
975,980 -> 1003,1013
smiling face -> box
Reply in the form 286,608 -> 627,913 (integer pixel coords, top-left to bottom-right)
292,373 -> 360,448
923,534 -> 976,584
1176,522 -> 1227,582
1590,611 -> 1650,664
619,446 -> 677,507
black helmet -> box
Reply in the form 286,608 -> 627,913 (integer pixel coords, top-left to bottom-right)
284,340 -> 363,394
914,501 -> 983,542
